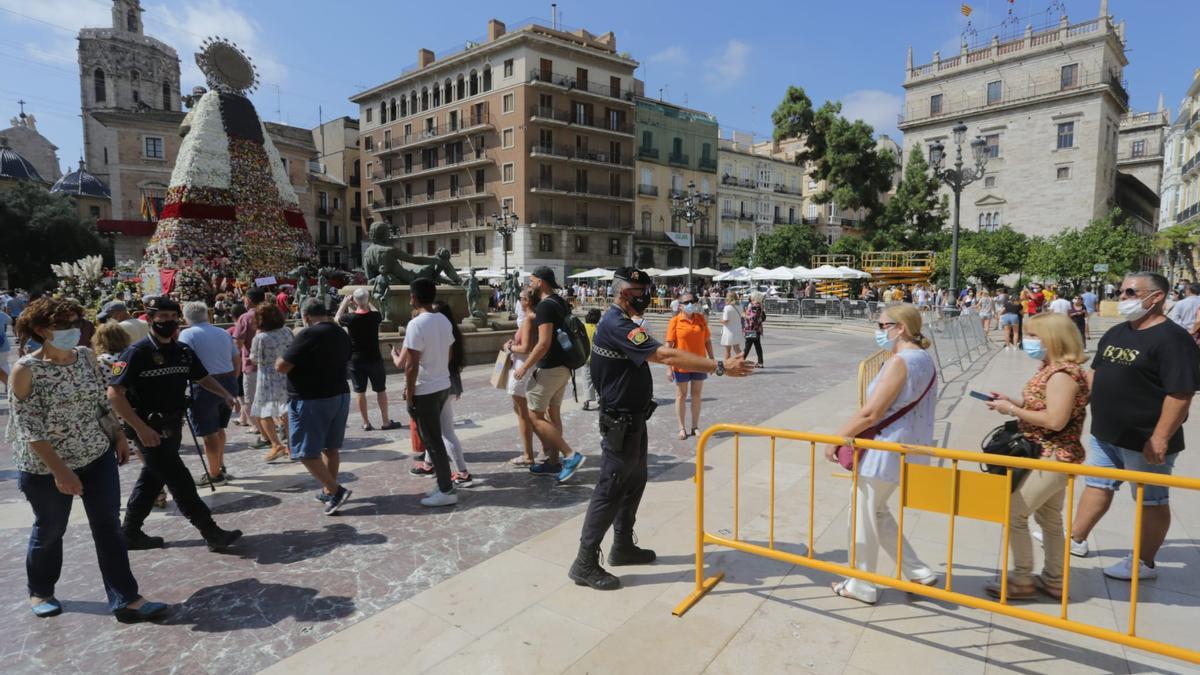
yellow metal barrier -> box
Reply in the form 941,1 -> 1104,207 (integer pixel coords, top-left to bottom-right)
856,349 -> 891,406
672,423 -> 1200,665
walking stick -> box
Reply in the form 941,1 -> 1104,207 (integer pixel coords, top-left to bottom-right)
183,395 -> 216,493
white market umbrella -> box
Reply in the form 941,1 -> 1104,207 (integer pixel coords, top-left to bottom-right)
693,267 -> 721,277
642,267 -> 667,277
597,270 -> 616,281
791,265 -> 814,279
658,267 -> 691,278
836,266 -> 871,280
766,266 -> 796,281
568,267 -> 610,279
714,267 -> 751,282
808,264 -> 845,280
749,267 -> 777,281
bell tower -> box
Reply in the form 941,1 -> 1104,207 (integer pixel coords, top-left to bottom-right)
112,0 -> 143,35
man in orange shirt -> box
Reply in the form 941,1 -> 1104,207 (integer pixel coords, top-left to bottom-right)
666,291 -> 714,440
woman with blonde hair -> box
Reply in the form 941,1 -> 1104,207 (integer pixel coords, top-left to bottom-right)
983,312 -> 1088,600
827,302 -> 939,604
91,322 -> 131,370
977,289 -> 994,333
719,291 -> 743,360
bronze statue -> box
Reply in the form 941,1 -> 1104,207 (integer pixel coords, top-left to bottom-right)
465,269 -> 482,319
363,222 -> 460,286
371,265 -> 392,324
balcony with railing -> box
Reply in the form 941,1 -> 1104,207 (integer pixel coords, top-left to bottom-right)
773,183 -> 802,196
349,207 -> 362,222
900,62 -> 1128,127
774,215 -> 801,225
698,156 -> 718,171
667,152 -> 689,167
529,143 -> 633,168
373,114 -> 493,154
638,145 -> 659,159
528,105 -> 634,136
737,212 -> 755,222
720,174 -> 759,190
374,184 -> 494,212
1181,150 -> 1200,176
533,211 -> 634,231
376,151 -> 493,184
1178,203 -> 1200,224
528,177 -> 633,201
349,174 -> 361,187
527,69 -> 635,102
638,183 -> 659,196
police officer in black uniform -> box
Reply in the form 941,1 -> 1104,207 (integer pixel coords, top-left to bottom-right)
569,268 -> 753,590
107,296 -> 243,552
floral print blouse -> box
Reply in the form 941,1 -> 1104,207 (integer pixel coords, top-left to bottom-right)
1018,361 -> 1089,463
7,347 -> 113,474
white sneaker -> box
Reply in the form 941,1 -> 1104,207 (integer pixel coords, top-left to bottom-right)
1031,530 -> 1089,557
1103,555 -> 1158,581
420,488 -> 458,507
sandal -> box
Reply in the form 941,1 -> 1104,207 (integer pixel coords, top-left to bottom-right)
831,580 -> 875,605
678,428 -> 689,441
508,456 -> 534,467
691,427 -> 699,437
362,423 -> 374,431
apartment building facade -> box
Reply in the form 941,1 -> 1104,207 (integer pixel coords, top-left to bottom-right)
312,116 -> 364,269
898,2 -> 1130,238
716,131 -> 806,263
1169,70 -> 1200,232
633,97 -> 718,269
350,19 -> 638,279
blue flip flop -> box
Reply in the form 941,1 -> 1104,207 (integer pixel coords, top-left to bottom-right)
31,598 -> 63,618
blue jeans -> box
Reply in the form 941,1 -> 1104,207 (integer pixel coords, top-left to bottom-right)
18,449 -> 141,611
1084,436 -> 1177,506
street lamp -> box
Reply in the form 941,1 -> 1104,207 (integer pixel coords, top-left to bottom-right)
490,204 -> 519,280
928,121 -> 988,314
669,179 -> 711,291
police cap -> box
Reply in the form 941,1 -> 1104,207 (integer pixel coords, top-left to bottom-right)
613,267 -> 651,285
144,296 -> 181,313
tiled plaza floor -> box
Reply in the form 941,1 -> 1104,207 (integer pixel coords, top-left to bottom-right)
0,321 -> 869,673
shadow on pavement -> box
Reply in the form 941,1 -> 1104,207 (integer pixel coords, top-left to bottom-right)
166,578 -> 355,632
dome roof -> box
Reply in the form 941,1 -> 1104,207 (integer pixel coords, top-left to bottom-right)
50,160 -> 111,198
0,136 -> 45,183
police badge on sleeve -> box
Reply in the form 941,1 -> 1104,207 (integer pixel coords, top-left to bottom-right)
111,361 -> 127,376
627,327 -> 648,345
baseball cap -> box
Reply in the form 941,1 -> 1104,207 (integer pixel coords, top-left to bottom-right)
144,296 -> 181,313
98,300 -> 127,321
531,266 -> 559,289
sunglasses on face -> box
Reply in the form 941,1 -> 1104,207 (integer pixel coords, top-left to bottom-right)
877,321 -> 897,330
1120,287 -> 1158,298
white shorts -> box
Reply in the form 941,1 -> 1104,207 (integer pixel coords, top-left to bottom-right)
506,355 -> 528,397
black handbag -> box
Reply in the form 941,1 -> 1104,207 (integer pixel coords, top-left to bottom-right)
980,420 -> 1041,490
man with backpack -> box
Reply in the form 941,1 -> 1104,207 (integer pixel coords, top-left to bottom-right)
512,266 -> 587,482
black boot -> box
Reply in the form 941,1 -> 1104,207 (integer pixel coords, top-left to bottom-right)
203,526 -> 243,552
569,545 -> 621,590
123,528 -> 165,550
608,531 -> 656,566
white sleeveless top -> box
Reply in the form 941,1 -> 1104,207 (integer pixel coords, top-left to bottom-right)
858,348 -> 938,482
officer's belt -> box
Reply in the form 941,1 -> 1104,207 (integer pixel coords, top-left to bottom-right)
591,344 -> 627,360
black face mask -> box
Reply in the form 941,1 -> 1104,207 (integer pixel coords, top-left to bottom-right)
151,320 -> 178,338
626,288 -> 652,314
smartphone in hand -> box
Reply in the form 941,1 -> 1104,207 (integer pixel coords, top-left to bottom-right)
968,390 -> 996,401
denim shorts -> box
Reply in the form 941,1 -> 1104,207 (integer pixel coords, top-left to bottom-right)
674,370 -> 708,383
1000,314 -> 1018,327
190,373 -> 236,436
288,393 -> 350,459
1084,435 -> 1177,506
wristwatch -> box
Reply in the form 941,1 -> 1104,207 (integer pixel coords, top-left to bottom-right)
715,360 -> 725,376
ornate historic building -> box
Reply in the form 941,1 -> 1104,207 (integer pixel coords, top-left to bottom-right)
0,105 -> 61,183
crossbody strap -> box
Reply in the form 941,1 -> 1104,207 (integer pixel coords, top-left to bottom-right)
875,372 -> 936,432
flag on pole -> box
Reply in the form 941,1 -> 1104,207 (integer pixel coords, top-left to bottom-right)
961,3 -> 972,16
140,194 -> 150,221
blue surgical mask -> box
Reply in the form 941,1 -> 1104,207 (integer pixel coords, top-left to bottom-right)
1022,337 -> 1045,360
683,303 -> 697,315
874,329 -> 896,350
47,328 -> 80,351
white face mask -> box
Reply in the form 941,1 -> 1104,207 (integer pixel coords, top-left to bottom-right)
1118,297 -> 1151,322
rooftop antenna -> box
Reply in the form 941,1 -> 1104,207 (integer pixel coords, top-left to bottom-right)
551,3 -> 557,29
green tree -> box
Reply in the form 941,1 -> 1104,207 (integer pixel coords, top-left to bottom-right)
830,234 -> 870,262
770,87 -> 896,214
932,242 -> 1002,288
1153,223 -> 1198,283
1024,209 -> 1150,289
871,146 -> 948,250
730,223 -> 827,268
0,182 -> 107,292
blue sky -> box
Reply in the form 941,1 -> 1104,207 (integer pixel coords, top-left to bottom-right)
1,0 -> 1196,175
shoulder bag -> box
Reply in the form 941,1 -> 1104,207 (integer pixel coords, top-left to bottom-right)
836,373 -> 936,471
980,419 -> 1042,490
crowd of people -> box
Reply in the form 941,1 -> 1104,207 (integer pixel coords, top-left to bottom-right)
3,267 -> 1197,621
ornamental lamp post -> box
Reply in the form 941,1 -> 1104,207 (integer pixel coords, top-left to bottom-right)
928,121 -> 988,315
490,204 -> 519,281
669,179 -> 711,292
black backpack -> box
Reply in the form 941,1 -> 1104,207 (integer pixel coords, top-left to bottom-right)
553,295 -> 590,370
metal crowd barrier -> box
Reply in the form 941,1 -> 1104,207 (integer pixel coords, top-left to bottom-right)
856,349 -> 891,406
925,314 -> 991,379
672,424 -> 1200,665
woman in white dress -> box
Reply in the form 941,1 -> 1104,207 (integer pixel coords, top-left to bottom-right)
249,304 -> 294,462
719,292 -> 744,360
503,290 -> 538,466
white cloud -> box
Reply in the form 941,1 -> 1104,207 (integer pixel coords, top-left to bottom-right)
704,40 -> 750,90
146,0 -> 286,88
0,0 -> 109,28
23,38 -> 77,66
840,89 -> 902,133
648,46 -> 686,65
